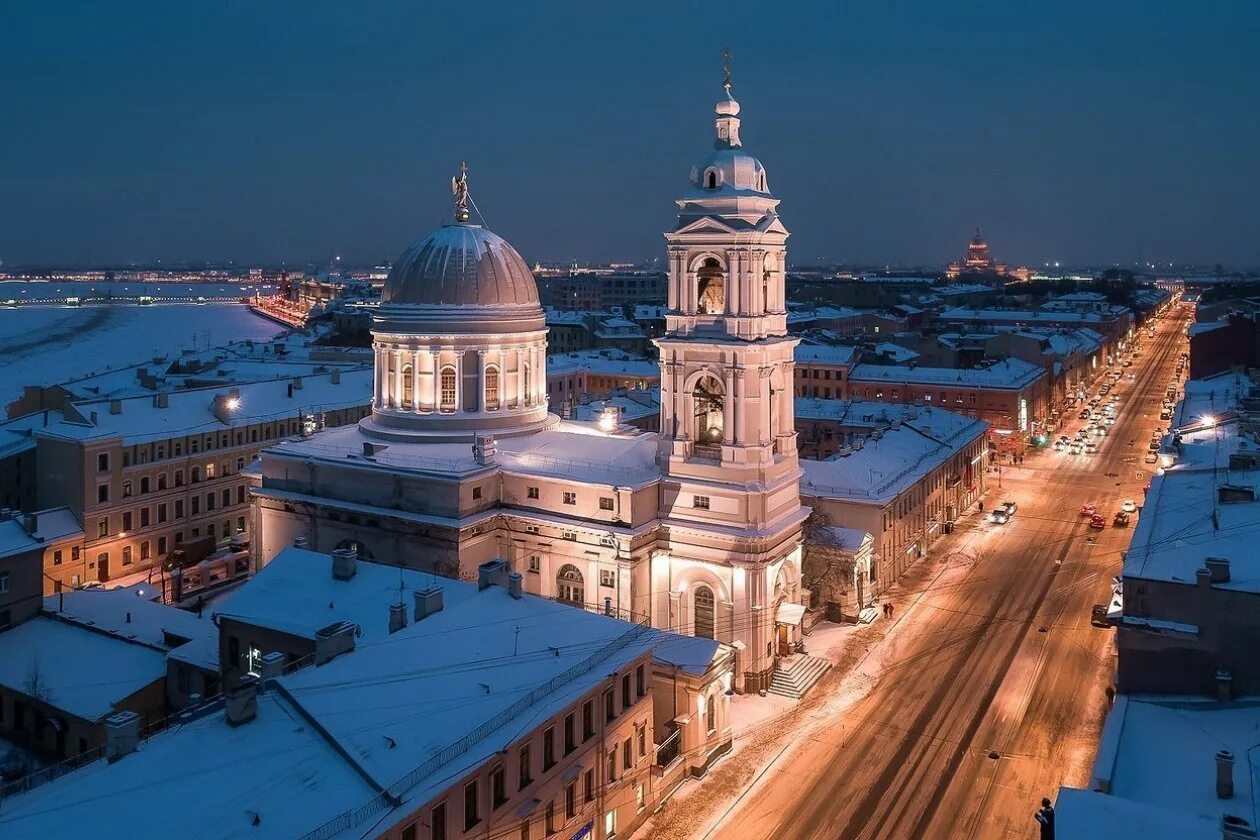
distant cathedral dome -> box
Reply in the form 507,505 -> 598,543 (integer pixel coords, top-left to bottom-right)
382,222 -> 539,308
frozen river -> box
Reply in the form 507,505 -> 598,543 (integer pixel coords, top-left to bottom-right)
0,302 -> 286,412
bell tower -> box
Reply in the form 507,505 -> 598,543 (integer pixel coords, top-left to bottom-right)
652,61 -> 808,693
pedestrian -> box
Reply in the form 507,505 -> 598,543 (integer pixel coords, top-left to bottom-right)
1105,686 -> 1115,707
887,603 -> 894,619
978,500 -> 985,512
1034,797 -> 1055,840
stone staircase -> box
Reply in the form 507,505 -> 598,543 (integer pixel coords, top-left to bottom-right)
767,653 -> 832,700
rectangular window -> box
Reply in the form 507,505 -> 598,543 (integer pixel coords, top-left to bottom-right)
237,485 -> 245,504
528,555 -> 540,573
543,726 -> 555,770
472,486 -> 482,501
606,749 -> 617,783
191,496 -> 200,515
140,508 -> 150,527
400,823 -> 415,840
463,781 -> 479,830
97,484 -> 109,504
157,473 -> 167,491
693,495 -> 710,510
527,486 -> 539,500
519,819 -> 530,840
53,549 -> 63,566
518,743 -> 532,789
174,469 -> 184,487
140,477 -> 150,494
564,713 -> 576,754
621,674 -> 631,710
140,541 -> 150,560
598,496 -> 614,511
98,518 -> 109,538
638,724 -> 646,757
175,500 -> 184,519
122,480 -> 132,498
158,503 -> 167,524
122,546 -> 132,566
206,492 -> 215,511
432,802 -> 446,840
604,809 -> 617,838
565,782 -> 576,819
545,801 -> 555,835
604,689 -> 615,722
562,492 -> 576,505
157,536 -> 167,556
97,453 -> 109,472
583,700 -> 594,739
584,769 -> 595,803
491,765 -> 506,808
623,738 -> 632,770
122,511 -> 132,532
0,571 -> 8,595
221,489 -> 230,508
636,664 -> 645,697
600,569 -> 615,588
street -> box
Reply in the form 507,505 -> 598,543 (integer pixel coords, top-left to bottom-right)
702,307 -> 1191,840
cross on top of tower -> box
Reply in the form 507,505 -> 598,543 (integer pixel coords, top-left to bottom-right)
722,47 -> 732,91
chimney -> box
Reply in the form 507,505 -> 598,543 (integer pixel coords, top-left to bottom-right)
292,376 -> 304,391
507,572 -> 523,600
1206,558 -> 1231,583
90,410 -> 98,424
225,676 -> 259,726
103,710 -> 140,762
1217,670 -> 1234,702
109,399 -> 122,415
313,620 -> 357,666
1197,568 -> 1213,590
1217,749 -> 1235,798
287,383 -> 294,399
259,651 -> 285,691
293,535 -> 309,549
155,391 -> 169,409
331,547 -> 358,581
330,369 -> 341,385
388,602 -> 408,634
414,586 -> 444,621
478,559 -> 509,591
1223,816 -> 1258,839
473,433 -> 498,466
25,511 -> 39,535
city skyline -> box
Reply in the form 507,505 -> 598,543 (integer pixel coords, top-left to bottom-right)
3,2 -> 1259,269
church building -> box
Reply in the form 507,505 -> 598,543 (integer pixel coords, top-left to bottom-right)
249,74 -> 812,692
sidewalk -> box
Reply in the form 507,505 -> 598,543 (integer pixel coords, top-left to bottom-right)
633,507 -> 991,840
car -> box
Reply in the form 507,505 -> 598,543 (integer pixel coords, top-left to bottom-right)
989,509 -> 1010,525
1122,499 -> 1137,513
1053,440 -> 1065,451
1123,360 -> 1133,367
1078,409 -> 1091,420
1085,442 -> 1099,454
1088,398 -> 1101,407
1094,426 -> 1107,437
1059,435 -> 1071,444
1089,515 -> 1106,529
1080,504 -> 1097,516
1160,410 -> 1172,420
1070,442 -> 1084,455
1113,511 -> 1131,527
1149,440 -> 1160,451
1104,416 -> 1117,426
1001,500 -> 1017,516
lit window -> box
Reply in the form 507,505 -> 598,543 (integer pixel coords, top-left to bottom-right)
693,495 -> 710,510
440,367 -> 457,411
485,367 -> 500,411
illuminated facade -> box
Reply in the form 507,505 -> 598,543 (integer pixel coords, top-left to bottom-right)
251,75 -> 808,694
946,227 -> 1030,280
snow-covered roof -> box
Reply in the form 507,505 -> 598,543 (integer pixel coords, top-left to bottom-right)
800,407 -> 988,504
570,390 -> 661,424
1061,696 -> 1260,839
794,345 -> 858,366
0,691 -> 379,839
43,588 -> 213,652
870,342 -> 920,363
0,617 -> 168,722
1188,319 -> 1229,337
941,306 -> 1126,325
547,349 -> 659,378
268,421 -> 662,488
851,358 -> 1044,389
1,369 -> 372,446
818,526 -> 871,552
0,507 -> 81,559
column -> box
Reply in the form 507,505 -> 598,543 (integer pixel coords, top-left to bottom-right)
727,249 -> 740,316
477,349 -> 488,413
392,349 -> 404,410
373,347 -> 384,407
516,347 -> 526,409
410,350 -> 420,411
722,366 -> 735,445
733,369 -> 745,443
667,251 -> 680,311
453,350 -> 464,413
424,349 -> 439,411
660,360 -> 675,438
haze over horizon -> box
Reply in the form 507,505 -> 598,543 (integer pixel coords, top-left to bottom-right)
3,1 -> 1258,269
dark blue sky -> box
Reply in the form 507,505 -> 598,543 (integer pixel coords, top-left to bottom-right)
3,1 -> 1258,268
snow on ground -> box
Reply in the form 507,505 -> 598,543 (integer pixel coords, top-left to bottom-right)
0,303 -> 283,409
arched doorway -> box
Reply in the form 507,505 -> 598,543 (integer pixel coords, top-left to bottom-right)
696,258 -> 725,314
556,564 -> 584,606
694,585 -> 716,639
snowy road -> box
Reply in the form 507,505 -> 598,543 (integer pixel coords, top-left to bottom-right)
692,309 -> 1189,840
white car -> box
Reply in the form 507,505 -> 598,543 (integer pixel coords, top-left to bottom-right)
1122,499 -> 1137,513
1085,442 -> 1099,454
1069,442 -> 1084,455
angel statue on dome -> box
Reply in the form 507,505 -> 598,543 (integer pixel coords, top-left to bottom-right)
451,162 -> 470,222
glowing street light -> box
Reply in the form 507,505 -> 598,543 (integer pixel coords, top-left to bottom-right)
1201,414 -> 1216,428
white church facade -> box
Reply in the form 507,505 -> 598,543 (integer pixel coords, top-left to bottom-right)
249,77 -> 810,692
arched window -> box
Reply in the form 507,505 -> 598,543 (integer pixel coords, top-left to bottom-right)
485,366 -> 500,411
705,169 -> 718,189
556,564 -> 584,606
439,366 -> 457,412
401,364 -> 414,408
694,585 -> 716,639
523,363 -> 533,406
693,375 -> 725,445
706,693 -> 717,735
696,258 -> 725,315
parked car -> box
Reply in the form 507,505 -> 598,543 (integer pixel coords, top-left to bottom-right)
1122,499 -> 1137,513
1080,504 -> 1097,516
990,509 -> 1010,525
1085,442 -> 1099,454
1091,604 -> 1111,627
1149,440 -> 1160,451
1070,442 -> 1084,455
1089,515 -> 1107,529
1114,511 -> 1131,527
1144,452 -> 1159,464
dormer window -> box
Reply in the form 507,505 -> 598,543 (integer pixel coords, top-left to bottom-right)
704,169 -> 718,190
